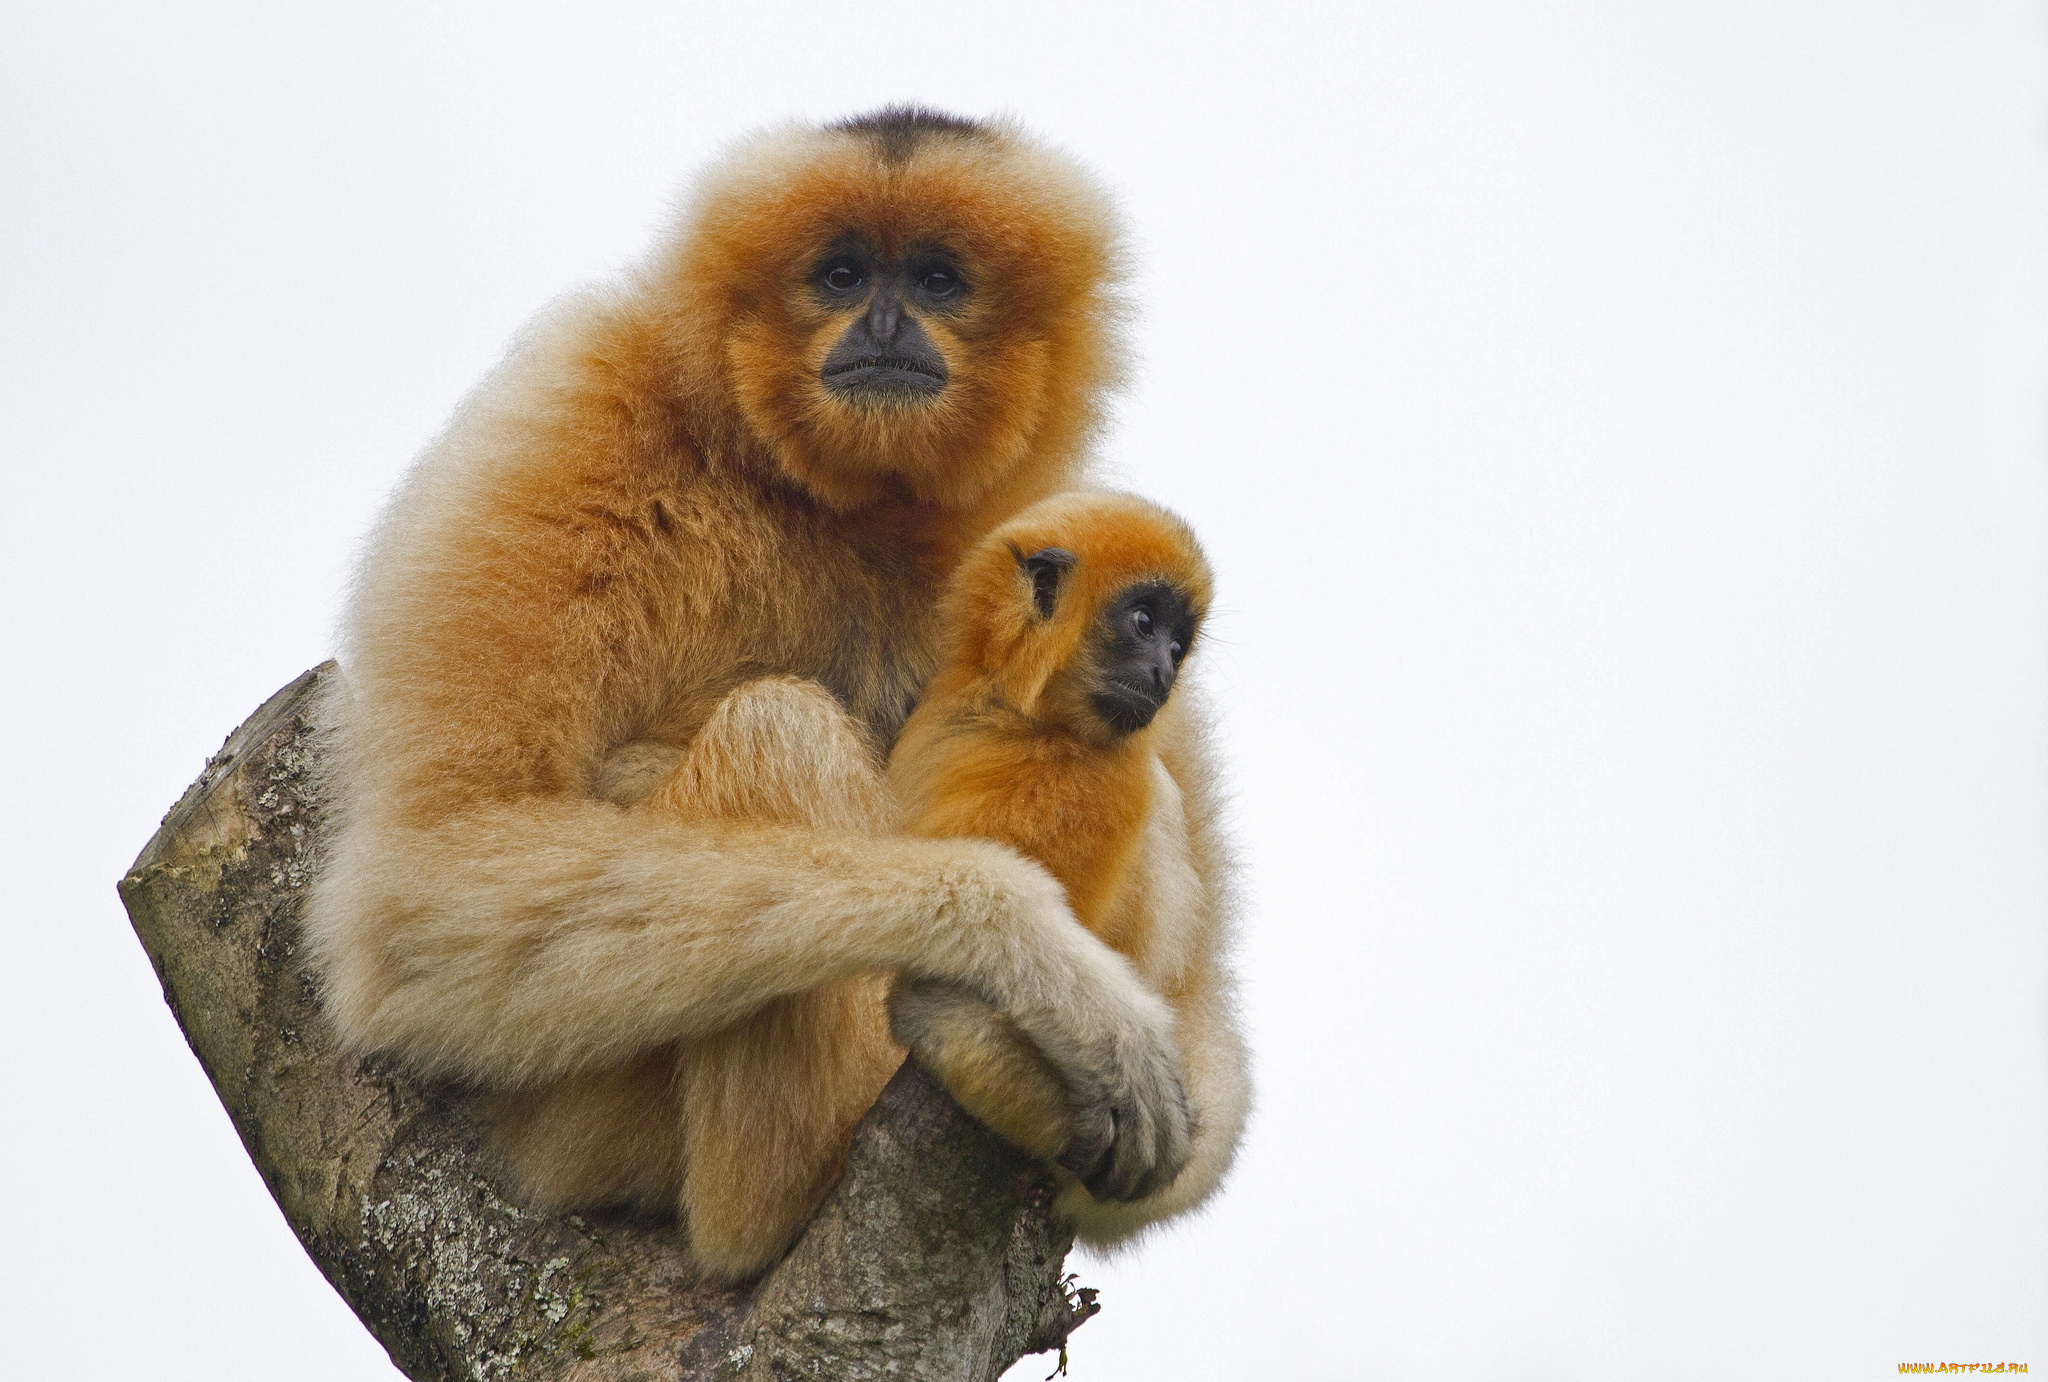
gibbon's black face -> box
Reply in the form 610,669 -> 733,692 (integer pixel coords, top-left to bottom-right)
1088,579 -> 1201,736
813,241 -> 970,403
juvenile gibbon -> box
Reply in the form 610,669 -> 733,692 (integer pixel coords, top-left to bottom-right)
305,106 -> 1247,1282
888,491 -> 1249,1240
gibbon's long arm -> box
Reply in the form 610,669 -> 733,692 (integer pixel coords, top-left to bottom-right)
318,683 -> 1196,1209
306,320 -> 1193,1201
318,788 -> 1193,1145
319,797 -> 1097,1082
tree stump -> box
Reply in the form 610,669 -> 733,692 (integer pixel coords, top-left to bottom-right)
118,666 -> 1098,1381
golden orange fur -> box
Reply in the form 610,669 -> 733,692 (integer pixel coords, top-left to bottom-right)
305,108 -> 1245,1282
888,493 -> 1248,1241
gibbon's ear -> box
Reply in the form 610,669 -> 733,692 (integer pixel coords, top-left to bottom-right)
1015,546 -> 1077,618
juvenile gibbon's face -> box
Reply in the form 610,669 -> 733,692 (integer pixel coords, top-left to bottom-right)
670,110 -> 1128,510
943,491 -> 1212,744
1023,547 -> 1202,737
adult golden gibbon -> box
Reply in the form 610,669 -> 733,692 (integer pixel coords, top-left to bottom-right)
305,106 -> 1247,1282
888,491 -> 1248,1243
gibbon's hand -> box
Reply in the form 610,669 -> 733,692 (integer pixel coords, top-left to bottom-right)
989,864 -> 1195,1202
1042,985 -> 1195,1204
893,873 -> 1195,1203
1016,862 -> 1197,1202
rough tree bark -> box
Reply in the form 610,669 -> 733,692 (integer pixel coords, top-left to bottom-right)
118,666 -> 1099,1381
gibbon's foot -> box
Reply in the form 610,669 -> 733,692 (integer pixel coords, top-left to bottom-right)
888,976 -> 1071,1159
889,974 -> 1195,1203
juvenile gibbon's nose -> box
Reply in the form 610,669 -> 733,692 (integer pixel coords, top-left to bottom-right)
1146,647 -> 1176,698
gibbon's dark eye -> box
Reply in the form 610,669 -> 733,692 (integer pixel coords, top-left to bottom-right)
823,263 -> 864,293
1132,607 -> 1154,638
920,267 -> 959,297
1169,639 -> 1185,663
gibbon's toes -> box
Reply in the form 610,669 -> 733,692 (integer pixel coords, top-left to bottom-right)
887,974 -> 1079,1161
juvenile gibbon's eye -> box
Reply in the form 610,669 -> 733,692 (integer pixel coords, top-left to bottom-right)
1132,607 -> 1154,637
823,263 -> 864,293
1169,640 -> 1185,662
920,267 -> 959,297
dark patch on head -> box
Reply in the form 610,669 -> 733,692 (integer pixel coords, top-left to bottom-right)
1013,546 -> 1076,618
831,105 -> 990,163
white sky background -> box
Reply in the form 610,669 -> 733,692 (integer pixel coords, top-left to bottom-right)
3,1 -> 2044,1377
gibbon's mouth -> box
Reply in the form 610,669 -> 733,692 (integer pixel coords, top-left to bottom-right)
1092,678 -> 1168,736
821,354 -> 948,397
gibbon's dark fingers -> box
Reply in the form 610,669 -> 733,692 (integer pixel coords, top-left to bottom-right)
985,971 -> 1195,1203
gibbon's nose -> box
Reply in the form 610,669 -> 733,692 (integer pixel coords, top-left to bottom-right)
820,294 -> 948,395
1145,646 -> 1178,700
866,284 -> 905,346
